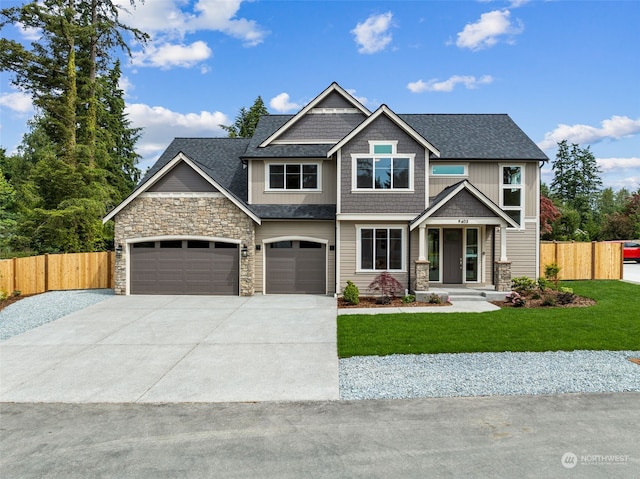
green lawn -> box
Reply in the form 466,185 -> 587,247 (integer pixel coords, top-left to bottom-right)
337,280 -> 640,358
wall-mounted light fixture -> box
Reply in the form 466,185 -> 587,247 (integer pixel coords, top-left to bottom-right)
115,244 -> 123,256
241,244 -> 248,258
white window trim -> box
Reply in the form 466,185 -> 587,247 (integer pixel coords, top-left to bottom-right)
265,160 -> 322,192
355,225 -> 406,273
499,163 -> 525,230
430,163 -> 469,177
351,145 -> 415,193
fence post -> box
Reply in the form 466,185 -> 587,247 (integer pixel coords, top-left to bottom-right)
107,251 -> 112,289
44,253 -> 49,292
591,241 -> 596,280
12,257 -> 17,293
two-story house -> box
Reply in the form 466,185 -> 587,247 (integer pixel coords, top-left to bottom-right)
104,83 -> 548,296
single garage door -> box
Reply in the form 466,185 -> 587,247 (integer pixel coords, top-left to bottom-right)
266,241 -> 326,294
131,240 -> 239,295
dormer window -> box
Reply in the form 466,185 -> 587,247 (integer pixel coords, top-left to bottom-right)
352,141 -> 414,191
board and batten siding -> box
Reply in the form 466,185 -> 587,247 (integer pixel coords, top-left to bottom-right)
249,159 -> 337,205
255,221 -> 335,294
429,161 -> 540,218
338,221 -> 409,295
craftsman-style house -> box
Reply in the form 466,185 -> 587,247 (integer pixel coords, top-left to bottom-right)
104,83 -> 548,296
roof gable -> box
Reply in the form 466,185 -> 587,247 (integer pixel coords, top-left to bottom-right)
259,82 -> 371,147
327,105 -> 440,158
410,180 -> 519,229
103,152 -> 260,224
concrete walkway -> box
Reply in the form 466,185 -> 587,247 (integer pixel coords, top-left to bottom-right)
0,295 -> 338,403
338,300 -> 500,315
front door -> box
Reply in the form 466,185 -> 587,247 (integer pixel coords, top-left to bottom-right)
443,229 -> 463,283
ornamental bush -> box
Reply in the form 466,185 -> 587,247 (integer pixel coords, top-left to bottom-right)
343,280 -> 360,305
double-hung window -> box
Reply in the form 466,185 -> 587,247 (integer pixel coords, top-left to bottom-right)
500,165 -> 524,227
268,163 -> 319,190
353,142 -> 413,191
358,227 -> 404,271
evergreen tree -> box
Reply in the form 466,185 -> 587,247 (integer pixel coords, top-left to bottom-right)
220,96 -> 268,138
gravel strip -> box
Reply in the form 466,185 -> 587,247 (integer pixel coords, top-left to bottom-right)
0,289 -> 114,341
340,351 -> 640,399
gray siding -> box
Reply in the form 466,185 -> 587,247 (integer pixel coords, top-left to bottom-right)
316,91 -> 359,109
279,113 -> 365,142
340,116 -> 426,214
432,189 -> 497,217
148,162 -> 217,193
494,223 -> 539,278
255,221 -> 335,294
250,159 -> 337,205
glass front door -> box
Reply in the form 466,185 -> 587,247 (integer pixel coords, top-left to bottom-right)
465,228 -> 479,282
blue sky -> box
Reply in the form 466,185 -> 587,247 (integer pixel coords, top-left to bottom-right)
1,0 -> 639,191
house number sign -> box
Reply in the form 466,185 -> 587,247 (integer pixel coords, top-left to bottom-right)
458,219 -> 469,224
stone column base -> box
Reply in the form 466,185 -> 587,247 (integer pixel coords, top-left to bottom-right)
415,260 -> 430,291
494,260 -> 512,292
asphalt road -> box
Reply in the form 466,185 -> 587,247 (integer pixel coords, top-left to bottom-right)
2,393 -> 639,478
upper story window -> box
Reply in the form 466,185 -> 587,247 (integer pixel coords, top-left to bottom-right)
267,163 -> 320,191
352,141 -> 414,191
431,164 -> 468,176
500,164 -> 524,227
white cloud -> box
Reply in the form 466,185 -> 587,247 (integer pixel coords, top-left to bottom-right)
125,103 -> 229,169
118,76 -> 135,99
0,91 -> 33,114
16,22 -> 41,41
407,75 -> 493,93
131,41 -> 212,69
538,116 -> 640,150
455,9 -> 524,51
347,89 -> 369,107
269,93 -> 301,113
116,0 -> 267,47
352,12 -> 394,54
597,157 -> 640,172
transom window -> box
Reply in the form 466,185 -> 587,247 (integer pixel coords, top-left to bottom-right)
358,227 -> 404,271
431,164 -> 467,176
353,142 -> 413,191
268,163 -> 319,190
500,165 -> 524,227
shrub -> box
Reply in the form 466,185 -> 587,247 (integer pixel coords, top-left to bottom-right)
537,277 -> 552,292
11,290 -> 21,297
559,287 -> 573,294
544,263 -> 561,290
511,276 -> 537,296
427,293 -> 442,304
557,292 -> 576,305
0,289 -> 7,301
541,294 -> 557,307
506,291 -> 526,307
368,272 -> 404,300
343,280 -> 360,305
401,294 -> 415,304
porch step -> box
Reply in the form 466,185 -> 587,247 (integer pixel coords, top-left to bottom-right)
415,288 -> 508,303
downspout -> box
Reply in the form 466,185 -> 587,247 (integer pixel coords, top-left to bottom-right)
407,222 -> 412,294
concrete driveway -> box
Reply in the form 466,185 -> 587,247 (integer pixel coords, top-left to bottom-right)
0,295 -> 338,403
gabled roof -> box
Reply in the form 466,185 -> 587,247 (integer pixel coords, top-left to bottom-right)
258,82 -> 371,148
327,105 -> 440,158
103,139 -> 261,224
400,114 -> 548,161
410,180 -> 519,229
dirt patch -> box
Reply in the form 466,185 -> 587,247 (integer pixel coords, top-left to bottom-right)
338,296 -> 451,309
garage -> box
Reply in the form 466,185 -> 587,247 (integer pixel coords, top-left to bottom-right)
266,240 -> 326,294
130,240 -> 239,295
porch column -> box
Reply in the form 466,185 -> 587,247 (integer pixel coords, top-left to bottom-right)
500,225 -> 508,261
415,260 -> 430,291
418,225 -> 426,261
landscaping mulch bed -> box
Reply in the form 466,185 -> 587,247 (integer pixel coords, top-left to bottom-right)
338,297 -> 451,309
491,293 -> 596,309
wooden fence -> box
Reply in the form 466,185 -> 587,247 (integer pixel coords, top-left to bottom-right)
0,252 -> 115,295
540,241 -> 623,280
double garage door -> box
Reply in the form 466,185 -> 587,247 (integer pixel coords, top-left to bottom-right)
266,241 -> 326,294
130,240 -> 239,295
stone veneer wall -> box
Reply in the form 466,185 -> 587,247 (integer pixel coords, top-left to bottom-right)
113,196 -> 256,295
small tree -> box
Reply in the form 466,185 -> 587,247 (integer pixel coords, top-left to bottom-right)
544,263 -> 561,290
368,272 -> 404,304
343,280 -> 359,305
